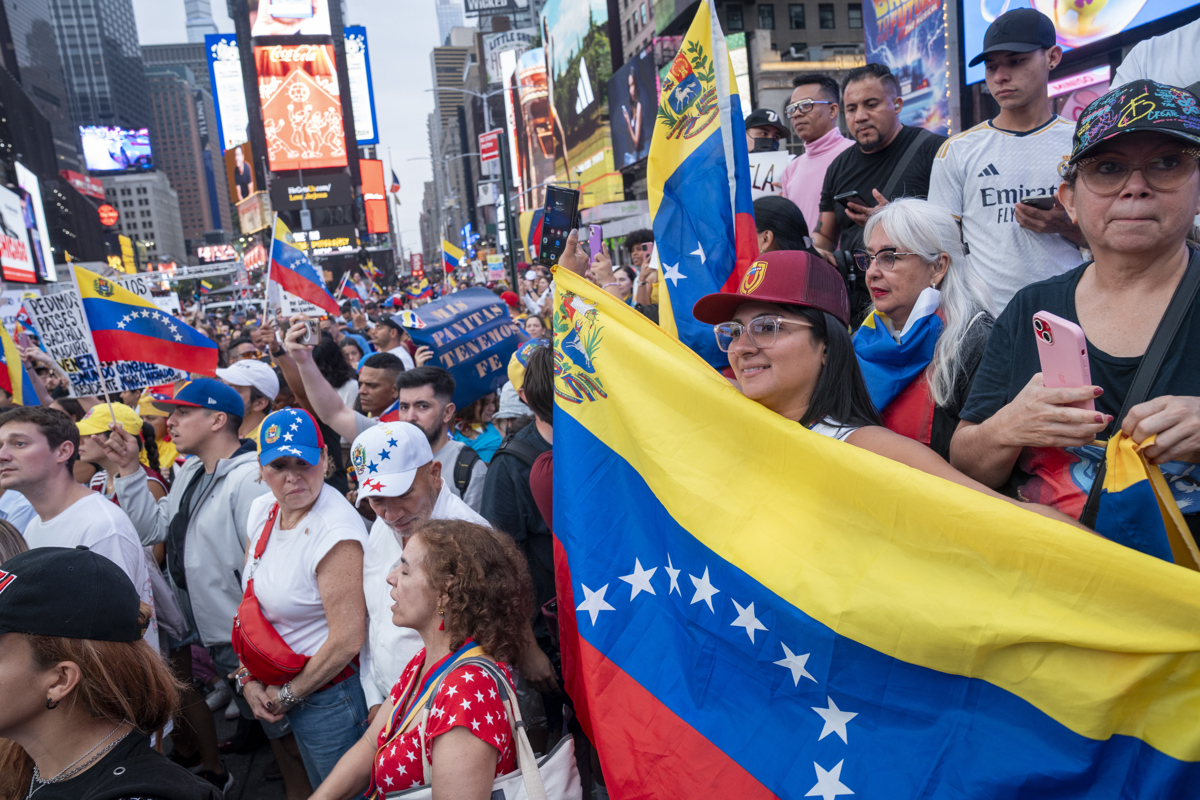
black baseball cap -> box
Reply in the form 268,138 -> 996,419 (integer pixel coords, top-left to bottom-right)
968,8 -> 1057,67
0,547 -> 144,642
745,108 -> 789,138
1069,80 -> 1200,164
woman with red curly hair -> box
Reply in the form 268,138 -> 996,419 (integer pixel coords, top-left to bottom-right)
311,518 -> 534,800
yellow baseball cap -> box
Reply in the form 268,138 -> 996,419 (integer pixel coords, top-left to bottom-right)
506,338 -> 549,392
138,394 -> 169,418
77,403 -> 143,437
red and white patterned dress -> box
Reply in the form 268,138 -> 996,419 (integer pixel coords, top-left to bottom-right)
370,648 -> 518,795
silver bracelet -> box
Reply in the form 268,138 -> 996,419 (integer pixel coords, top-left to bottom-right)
277,681 -> 299,711
601,282 -> 619,290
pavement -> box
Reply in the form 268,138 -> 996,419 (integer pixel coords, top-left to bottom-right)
215,710 -> 287,800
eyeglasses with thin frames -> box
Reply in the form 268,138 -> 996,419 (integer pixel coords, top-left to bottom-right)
852,249 -> 921,272
713,316 -> 812,352
786,99 -> 832,117
1075,149 -> 1200,196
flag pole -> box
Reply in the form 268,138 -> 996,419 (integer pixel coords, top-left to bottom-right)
265,212 -> 278,326
67,264 -> 116,419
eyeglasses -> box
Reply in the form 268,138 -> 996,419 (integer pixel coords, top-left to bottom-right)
786,99 -> 832,117
231,350 -> 263,361
714,316 -> 812,352
1075,149 -> 1200,196
851,249 -> 921,272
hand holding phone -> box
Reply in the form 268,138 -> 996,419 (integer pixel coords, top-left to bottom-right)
298,319 -> 318,346
588,225 -> 603,266
1033,311 -> 1095,411
1020,195 -> 1056,211
834,190 -> 871,208
537,185 -> 581,268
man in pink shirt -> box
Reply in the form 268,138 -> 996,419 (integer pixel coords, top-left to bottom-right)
779,74 -> 854,233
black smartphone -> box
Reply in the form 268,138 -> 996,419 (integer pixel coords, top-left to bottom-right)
538,185 -> 581,268
834,190 -> 871,208
1020,195 -> 1056,211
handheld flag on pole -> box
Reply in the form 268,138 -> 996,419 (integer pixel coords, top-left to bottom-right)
648,0 -> 758,368
338,273 -> 365,303
268,216 -> 341,317
73,265 -> 218,375
200,279 -> 213,295
442,239 -> 463,272
0,324 -> 39,405
551,265 -> 1200,799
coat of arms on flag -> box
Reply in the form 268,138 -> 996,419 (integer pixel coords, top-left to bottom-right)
659,46 -> 717,139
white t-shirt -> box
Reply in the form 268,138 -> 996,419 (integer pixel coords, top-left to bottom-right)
243,484 -> 368,657
928,117 -> 1081,313
24,493 -> 158,651
1112,18 -> 1200,91
359,479 -> 489,707
387,345 -> 416,371
336,378 -> 359,410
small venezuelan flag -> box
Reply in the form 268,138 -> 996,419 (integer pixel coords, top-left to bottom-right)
199,279 -> 213,295
269,217 -> 340,317
0,324 -> 38,405
406,279 -> 432,301
75,264 -> 218,375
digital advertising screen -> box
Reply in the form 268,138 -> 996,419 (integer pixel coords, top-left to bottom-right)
607,48 -> 657,168
360,158 -> 389,234
865,0 -> 951,134
344,26 -> 379,146
248,0 -> 331,37
254,44 -> 348,172
206,34 -> 250,151
79,126 -> 154,173
963,1 -> 1200,85
0,185 -> 36,284
225,142 -> 258,203
14,162 -> 55,282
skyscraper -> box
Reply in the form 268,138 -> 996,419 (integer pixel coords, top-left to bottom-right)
145,64 -> 231,253
436,0 -> 464,44
183,0 -> 218,43
0,0 -> 82,171
50,0 -> 153,131
142,42 -> 210,95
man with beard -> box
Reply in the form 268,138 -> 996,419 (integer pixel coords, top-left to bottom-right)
348,421 -> 487,718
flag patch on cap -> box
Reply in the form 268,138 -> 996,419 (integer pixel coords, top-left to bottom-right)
741,260 -> 768,294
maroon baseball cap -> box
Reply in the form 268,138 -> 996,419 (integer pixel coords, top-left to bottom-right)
692,250 -> 850,327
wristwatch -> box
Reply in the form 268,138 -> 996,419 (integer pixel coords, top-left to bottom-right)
276,682 -> 299,711
234,668 -> 255,695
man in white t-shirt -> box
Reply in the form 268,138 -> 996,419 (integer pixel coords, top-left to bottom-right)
348,421 -> 488,718
929,8 -> 1084,313
370,316 -> 415,370
0,406 -> 157,652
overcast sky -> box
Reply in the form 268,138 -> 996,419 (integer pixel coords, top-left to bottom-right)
131,0 -> 442,256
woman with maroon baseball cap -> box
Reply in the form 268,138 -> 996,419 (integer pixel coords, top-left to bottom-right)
691,250 -> 1084,526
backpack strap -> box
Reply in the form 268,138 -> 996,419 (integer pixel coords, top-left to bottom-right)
453,446 -> 480,497
493,436 -> 541,469
880,127 -> 934,201
1080,249 -> 1200,528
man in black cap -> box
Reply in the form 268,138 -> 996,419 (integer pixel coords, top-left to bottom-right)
930,8 -> 1084,313
744,107 -> 789,152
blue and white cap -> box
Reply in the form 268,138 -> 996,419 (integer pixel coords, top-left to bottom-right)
350,421 -> 433,505
259,408 -> 325,466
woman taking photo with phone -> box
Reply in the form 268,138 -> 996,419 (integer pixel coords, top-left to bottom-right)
950,80 -> 1200,557
311,518 -> 535,800
233,408 -> 369,790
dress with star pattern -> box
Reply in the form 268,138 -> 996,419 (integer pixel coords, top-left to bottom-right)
369,649 -> 517,795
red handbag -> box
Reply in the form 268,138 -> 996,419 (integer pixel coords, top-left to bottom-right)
231,503 -> 310,686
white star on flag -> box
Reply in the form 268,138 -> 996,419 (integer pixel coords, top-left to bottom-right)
730,598 -> 767,643
812,696 -> 857,744
689,567 -> 719,612
117,320 -> 127,329
619,558 -> 657,601
691,243 -> 706,264
661,262 -> 687,287
576,583 -> 616,625
664,554 -> 681,595
173,334 -> 182,341
775,643 -> 816,685
806,760 -> 853,800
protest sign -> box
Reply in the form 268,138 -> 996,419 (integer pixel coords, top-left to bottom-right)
748,151 -> 792,199
487,254 -> 505,282
281,289 -> 329,317
24,279 -> 186,397
402,287 -> 527,408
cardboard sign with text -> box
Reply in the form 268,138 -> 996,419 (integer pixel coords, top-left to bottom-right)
401,287 -> 527,408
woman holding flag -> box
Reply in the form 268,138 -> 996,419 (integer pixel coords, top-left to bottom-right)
311,519 -> 534,800
851,199 -> 994,460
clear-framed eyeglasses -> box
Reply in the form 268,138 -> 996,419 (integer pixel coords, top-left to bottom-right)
713,316 -> 812,352
786,99 -> 832,117
851,249 -> 921,272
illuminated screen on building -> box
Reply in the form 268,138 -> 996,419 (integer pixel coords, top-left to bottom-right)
254,44 -> 348,172
248,0 -> 331,37
359,158 -> 388,234
80,126 -> 154,173
344,26 -> 379,146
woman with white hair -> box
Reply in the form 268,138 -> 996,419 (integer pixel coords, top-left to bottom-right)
852,198 -> 995,460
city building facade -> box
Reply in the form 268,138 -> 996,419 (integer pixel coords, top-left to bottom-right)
102,170 -> 186,265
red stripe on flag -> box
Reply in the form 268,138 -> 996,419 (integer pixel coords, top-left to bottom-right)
722,211 -> 762,293
271,261 -> 341,317
91,330 -> 218,375
553,537 -> 778,800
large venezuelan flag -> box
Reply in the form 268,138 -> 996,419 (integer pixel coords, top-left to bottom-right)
0,324 -> 38,405
268,217 -> 340,318
551,266 -> 1200,799
75,265 -> 218,376
647,0 -> 757,368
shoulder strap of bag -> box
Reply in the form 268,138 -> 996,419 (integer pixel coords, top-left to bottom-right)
1080,250 -> 1200,528
416,656 -> 548,800
453,446 -> 480,496
880,128 -> 932,201
494,436 -> 541,469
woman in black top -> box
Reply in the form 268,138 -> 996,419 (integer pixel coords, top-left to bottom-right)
0,547 -> 220,800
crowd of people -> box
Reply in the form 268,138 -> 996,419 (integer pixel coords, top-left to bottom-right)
0,7 -> 1198,800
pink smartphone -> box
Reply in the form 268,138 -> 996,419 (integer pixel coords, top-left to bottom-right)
588,224 -> 603,266
1033,311 -> 1095,411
